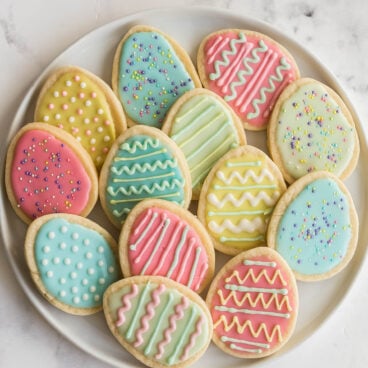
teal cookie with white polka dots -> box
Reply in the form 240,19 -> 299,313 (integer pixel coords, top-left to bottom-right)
25,213 -> 120,315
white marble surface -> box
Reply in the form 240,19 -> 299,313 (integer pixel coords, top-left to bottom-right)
1,0 -> 368,367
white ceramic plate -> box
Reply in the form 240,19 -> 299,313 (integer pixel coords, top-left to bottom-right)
1,6 -> 368,368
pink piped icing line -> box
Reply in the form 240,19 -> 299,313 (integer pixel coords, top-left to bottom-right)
116,284 -> 139,327
155,296 -> 189,359
180,315 -> 204,360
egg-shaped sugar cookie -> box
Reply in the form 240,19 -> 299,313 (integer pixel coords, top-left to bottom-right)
103,276 -> 212,368
5,123 -> 98,224
34,66 -> 127,170
198,145 -> 286,255
162,88 -> 246,198
268,78 -> 359,183
25,214 -> 120,315
197,29 -> 300,131
206,247 -> 298,358
267,171 -> 358,281
99,125 -> 192,228
119,199 -> 215,293
112,25 -> 201,128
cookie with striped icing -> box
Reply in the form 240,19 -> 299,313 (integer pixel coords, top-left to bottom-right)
206,247 -> 298,358
197,29 -> 300,130
34,65 -> 127,170
162,88 -> 246,198
119,199 -> 215,293
25,214 -> 120,315
267,171 -> 358,281
112,25 -> 201,128
198,145 -> 286,255
267,78 -> 359,183
103,276 -> 212,368
99,125 -> 192,228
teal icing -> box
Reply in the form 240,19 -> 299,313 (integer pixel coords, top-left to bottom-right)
276,178 -> 352,275
118,31 -> 195,128
34,218 -> 119,308
105,135 -> 186,224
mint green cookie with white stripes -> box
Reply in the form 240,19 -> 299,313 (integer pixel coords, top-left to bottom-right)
99,126 -> 192,228
162,89 -> 246,198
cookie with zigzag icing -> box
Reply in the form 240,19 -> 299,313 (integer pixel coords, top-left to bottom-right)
206,247 -> 298,358
197,145 -> 286,255
99,125 -> 192,228
197,29 -> 300,130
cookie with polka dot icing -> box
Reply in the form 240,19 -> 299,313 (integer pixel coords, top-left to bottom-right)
5,123 -> 98,223
24,213 -> 120,315
112,25 -> 201,128
103,276 -> 212,368
267,78 -> 359,183
198,145 -> 286,255
99,125 -> 192,228
267,171 -> 358,281
197,29 -> 300,131
161,88 -> 246,198
119,199 -> 215,293
34,65 -> 127,170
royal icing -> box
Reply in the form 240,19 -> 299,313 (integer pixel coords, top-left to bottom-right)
208,249 -> 297,357
107,280 -> 210,365
35,71 -> 116,169
168,93 -> 242,191
34,217 -> 119,308
127,207 -> 209,291
104,134 -> 187,225
203,146 -> 285,251
274,81 -> 356,180
203,31 -> 298,129
10,129 -> 92,220
275,177 -> 353,276
118,31 -> 195,127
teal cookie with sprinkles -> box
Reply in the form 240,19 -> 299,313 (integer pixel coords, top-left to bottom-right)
24,214 -> 120,315
267,78 -> 360,184
99,125 -> 192,228
112,25 -> 201,128
267,171 -> 358,281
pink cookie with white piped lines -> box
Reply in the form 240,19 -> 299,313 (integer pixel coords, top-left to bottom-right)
197,29 -> 300,130
119,199 -> 215,293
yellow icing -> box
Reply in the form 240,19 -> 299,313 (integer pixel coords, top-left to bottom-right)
35,71 -> 116,169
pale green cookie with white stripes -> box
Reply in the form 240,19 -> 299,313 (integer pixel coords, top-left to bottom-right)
198,145 -> 286,255
99,126 -> 192,228
162,88 -> 246,198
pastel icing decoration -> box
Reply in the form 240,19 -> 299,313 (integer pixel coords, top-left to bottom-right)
267,171 -> 358,281
35,66 -> 127,170
5,123 -> 98,224
25,214 -> 120,315
112,25 -> 201,128
198,145 -> 286,255
268,78 -> 359,183
162,88 -> 247,198
197,29 -> 299,130
99,125 -> 192,228
206,247 -> 298,358
119,199 -> 215,293
103,276 -> 212,368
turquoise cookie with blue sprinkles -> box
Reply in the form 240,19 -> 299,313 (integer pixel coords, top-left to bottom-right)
112,25 -> 202,128
25,214 -> 120,315
99,125 -> 192,228
267,171 -> 358,281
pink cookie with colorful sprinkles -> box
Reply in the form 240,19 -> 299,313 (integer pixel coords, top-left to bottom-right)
5,123 -> 98,223
119,199 -> 215,293
197,29 -> 300,131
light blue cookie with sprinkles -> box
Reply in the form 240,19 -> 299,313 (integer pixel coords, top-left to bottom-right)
267,171 -> 358,281
99,125 -> 192,228
25,214 -> 120,315
112,25 -> 202,128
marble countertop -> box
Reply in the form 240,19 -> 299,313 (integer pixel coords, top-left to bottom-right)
1,0 -> 368,367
